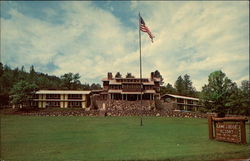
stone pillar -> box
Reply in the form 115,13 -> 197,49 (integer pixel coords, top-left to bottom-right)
82,94 -> 86,101
60,94 -> 64,108
184,99 -> 187,110
60,102 -> 64,108
42,101 -> 46,108
65,94 -> 68,108
38,101 -> 42,108
41,94 -> 46,108
82,101 -> 86,108
82,94 -> 86,108
102,103 -> 106,110
38,94 -> 42,108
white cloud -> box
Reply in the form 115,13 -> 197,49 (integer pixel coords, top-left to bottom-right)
1,1 -> 249,90
132,1 -> 249,90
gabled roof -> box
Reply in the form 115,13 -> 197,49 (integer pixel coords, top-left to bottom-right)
36,90 -> 91,95
161,94 -> 199,101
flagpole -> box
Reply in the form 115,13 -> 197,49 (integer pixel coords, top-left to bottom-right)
139,12 -> 143,126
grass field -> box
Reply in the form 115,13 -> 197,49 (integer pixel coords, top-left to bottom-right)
1,115 -> 250,161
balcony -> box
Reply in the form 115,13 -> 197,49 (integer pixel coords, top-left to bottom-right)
122,88 -> 142,92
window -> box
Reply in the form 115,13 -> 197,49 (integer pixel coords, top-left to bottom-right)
46,94 -> 60,99
47,101 -> 60,107
68,94 -> 82,99
177,98 -> 184,103
33,94 -> 39,99
68,101 -> 82,108
187,100 -> 193,104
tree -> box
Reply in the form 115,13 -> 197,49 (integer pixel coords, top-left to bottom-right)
115,72 -> 122,78
183,74 -> 196,97
226,83 -> 242,114
82,83 -> 91,90
201,70 -> 236,116
0,65 -> 14,99
174,74 -> 197,97
160,83 -> 176,95
0,63 -> 3,77
30,65 -> 35,75
21,65 -> 26,72
60,73 -> 81,90
175,76 -> 185,95
126,73 -> 134,78
90,83 -> 102,90
237,80 -> 250,115
152,70 -> 164,85
29,65 -> 36,82
10,80 -> 38,108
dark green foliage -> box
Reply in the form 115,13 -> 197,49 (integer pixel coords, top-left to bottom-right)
201,70 -> 249,116
90,83 -> 102,90
175,76 -> 185,95
152,70 -> 164,85
0,92 -> 9,106
10,80 -> 38,107
160,83 -> 176,95
173,74 -> 197,97
183,74 -> 196,97
235,80 -> 250,115
160,74 -> 197,97
0,63 -> 4,77
60,73 -> 81,90
0,64 -> 102,106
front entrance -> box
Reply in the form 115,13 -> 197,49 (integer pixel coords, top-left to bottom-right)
110,93 -> 154,101
127,94 -> 139,101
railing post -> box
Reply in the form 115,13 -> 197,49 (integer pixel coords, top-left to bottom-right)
240,121 -> 247,144
208,116 -> 214,140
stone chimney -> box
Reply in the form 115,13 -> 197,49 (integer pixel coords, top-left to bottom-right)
107,72 -> 113,80
151,72 -> 155,80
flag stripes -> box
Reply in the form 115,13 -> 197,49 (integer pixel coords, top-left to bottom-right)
140,16 -> 155,42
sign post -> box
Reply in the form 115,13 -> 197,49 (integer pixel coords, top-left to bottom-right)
208,116 -> 248,144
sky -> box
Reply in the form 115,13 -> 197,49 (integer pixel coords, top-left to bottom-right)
1,1 -> 249,90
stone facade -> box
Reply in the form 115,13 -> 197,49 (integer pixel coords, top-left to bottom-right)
3,108 -> 207,118
91,72 -> 161,111
100,72 -> 161,101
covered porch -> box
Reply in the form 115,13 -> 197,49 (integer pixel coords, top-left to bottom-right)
109,92 -> 155,101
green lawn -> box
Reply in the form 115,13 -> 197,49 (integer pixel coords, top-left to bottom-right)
1,115 -> 249,161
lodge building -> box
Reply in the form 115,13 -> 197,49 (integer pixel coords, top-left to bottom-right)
31,72 -> 202,111
99,72 -> 161,101
161,94 -> 202,111
31,72 -> 161,108
32,90 -> 91,108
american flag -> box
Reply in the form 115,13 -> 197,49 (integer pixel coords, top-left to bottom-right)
140,16 -> 155,43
